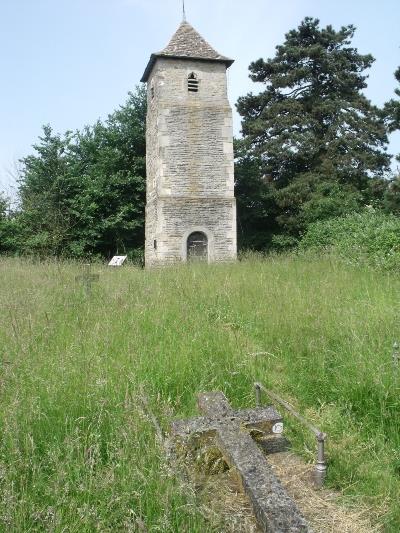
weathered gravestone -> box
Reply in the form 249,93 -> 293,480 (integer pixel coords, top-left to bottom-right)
171,391 -> 311,532
75,264 -> 99,295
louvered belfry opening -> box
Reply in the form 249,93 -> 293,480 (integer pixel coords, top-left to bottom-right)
188,72 -> 199,92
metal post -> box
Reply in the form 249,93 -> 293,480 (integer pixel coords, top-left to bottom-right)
182,0 -> 186,22
254,382 -> 329,487
255,383 -> 261,407
314,432 -> 327,488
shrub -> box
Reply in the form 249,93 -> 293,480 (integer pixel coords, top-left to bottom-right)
299,209 -> 400,270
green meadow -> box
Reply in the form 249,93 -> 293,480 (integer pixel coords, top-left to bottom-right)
0,256 -> 399,531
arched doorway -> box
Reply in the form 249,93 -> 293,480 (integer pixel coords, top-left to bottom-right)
187,232 -> 208,262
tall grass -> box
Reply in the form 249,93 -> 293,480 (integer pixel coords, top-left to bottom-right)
0,256 -> 399,531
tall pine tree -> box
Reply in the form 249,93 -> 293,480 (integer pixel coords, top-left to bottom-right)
383,66 -> 400,214
384,66 -> 400,137
236,18 -> 390,245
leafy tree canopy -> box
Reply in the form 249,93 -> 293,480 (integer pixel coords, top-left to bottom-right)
0,192 -> 21,253
17,87 -> 146,259
384,175 -> 400,215
0,193 -> 8,220
236,17 -> 391,245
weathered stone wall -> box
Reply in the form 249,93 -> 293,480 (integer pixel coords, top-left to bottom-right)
146,197 -> 236,265
144,198 -> 157,262
145,57 -> 236,266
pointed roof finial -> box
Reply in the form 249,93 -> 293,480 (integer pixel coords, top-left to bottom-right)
182,0 -> 186,22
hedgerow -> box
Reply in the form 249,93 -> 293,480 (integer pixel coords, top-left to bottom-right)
299,210 -> 400,270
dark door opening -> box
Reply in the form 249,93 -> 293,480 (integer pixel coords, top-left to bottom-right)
187,232 -> 208,262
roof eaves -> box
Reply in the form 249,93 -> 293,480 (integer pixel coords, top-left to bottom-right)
140,54 -> 234,83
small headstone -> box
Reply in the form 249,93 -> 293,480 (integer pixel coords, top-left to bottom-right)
75,264 -> 99,295
108,255 -> 127,267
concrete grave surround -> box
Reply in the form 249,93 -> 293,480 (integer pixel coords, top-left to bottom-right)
142,21 -> 237,266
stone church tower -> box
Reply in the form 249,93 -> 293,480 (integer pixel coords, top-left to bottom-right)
141,20 -> 237,266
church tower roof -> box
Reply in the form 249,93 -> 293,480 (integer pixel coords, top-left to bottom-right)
141,21 -> 234,82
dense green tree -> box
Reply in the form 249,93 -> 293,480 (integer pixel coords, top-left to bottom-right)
382,67 -> 400,215
0,193 -> 8,220
234,139 -> 280,249
63,88 -> 146,258
384,67 -> 400,137
0,194 -> 9,251
0,193 -> 21,253
384,176 -> 400,215
236,18 -> 390,245
18,126 -> 75,255
18,87 -> 146,259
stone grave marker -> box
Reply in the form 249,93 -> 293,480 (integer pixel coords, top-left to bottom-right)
75,264 -> 99,295
171,391 -> 311,532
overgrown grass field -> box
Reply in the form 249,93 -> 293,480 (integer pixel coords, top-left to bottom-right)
0,256 -> 399,531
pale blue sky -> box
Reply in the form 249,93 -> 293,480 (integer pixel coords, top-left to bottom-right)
1,0 -> 399,195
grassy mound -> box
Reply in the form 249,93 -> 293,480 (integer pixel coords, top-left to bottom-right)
299,210 -> 400,271
0,257 -> 399,530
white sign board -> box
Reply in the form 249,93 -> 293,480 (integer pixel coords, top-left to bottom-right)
108,255 -> 127,267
